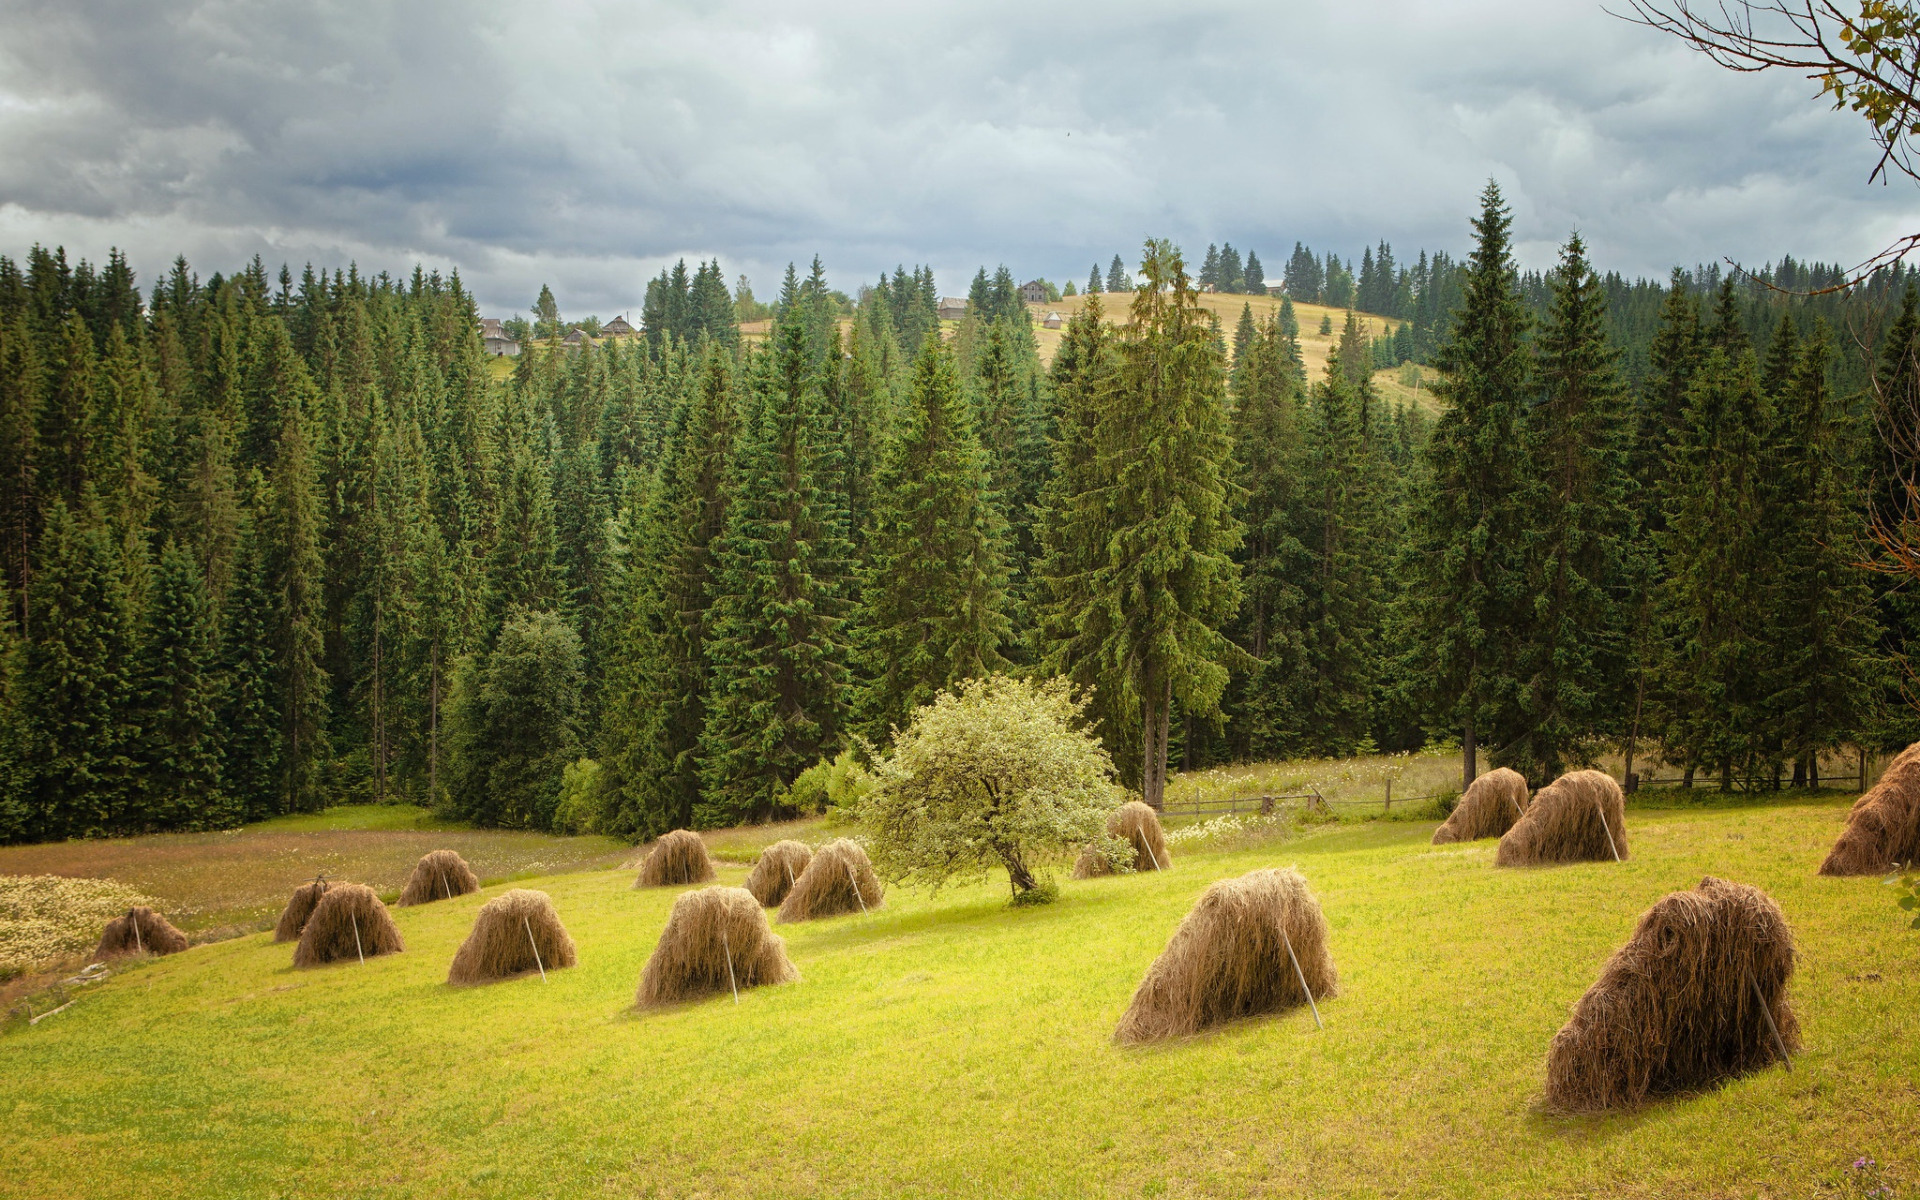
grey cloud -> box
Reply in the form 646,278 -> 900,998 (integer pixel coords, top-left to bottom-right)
1,0 -> 1914,317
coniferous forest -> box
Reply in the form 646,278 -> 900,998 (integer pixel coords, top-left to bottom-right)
2,182 -> 1917,844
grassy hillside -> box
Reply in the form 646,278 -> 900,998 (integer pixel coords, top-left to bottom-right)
3,797 -> 1913,1199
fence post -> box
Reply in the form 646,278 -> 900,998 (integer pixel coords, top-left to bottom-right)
1385,779 -> 1392,813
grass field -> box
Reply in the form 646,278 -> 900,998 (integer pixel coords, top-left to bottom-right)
2,793 -> 1913,1199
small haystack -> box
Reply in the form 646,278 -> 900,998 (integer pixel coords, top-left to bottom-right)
396,849 -> 481,906
634,829 -> 717,888
1432,767 -> 1530,844
746,840 -> 814,907
1545,875 -> 1799,1112
447,889 -> 577,985
292,883 -> 405,967
1114,867 -> 1337,1044
636,886 -> 799,1007
93,906 -> 189,960
777,838 -> 883,923
273,878 -> 330,942
1073,800 -> 1173,878
1819,740 -> 1920,875
1495,769 -> 1628,867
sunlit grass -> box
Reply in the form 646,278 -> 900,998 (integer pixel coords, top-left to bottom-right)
2,797 -> 1913,1199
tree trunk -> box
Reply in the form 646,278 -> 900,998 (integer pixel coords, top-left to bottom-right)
428,641 -> 440,806
1462,712 -> 1477,792
999,846 -> 1037,896
1623,677 -> 1644,791
1792,755 -> 1806,789
1140,679 -> 1172,810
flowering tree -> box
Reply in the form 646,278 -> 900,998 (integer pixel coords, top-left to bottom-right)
861,674 -> 1121,901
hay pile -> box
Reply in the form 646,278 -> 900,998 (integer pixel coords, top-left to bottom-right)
1819,740 -> 1920,875
635,829 -> 717,888
397,849 -> 481,906
1432,767 -> 1530,844
1114,867 -> 1337,1044
636,886 -> 799,1007
1545,875 -> 1799,1112
777,838 -> 883,923
1073,800 -> 1173,878
1496,769 -> 1628,867
746,840 -> 814,907
447,889 -> 577,985
92,907 -> 189,960
292,883 -> 405,967
273,878 -> 331,942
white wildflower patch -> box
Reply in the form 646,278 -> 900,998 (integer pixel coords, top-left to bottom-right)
0,875 -> 160,976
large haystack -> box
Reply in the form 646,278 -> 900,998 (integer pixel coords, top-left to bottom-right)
1074,801 -> 1173,878
1432,767 -> 1530,844
273,878 -> 330,942
1819,740 -> 1920,875
746,840 -> 814,907
636,886 -> 799,1007
93,906 -> 189,960
396,849 -> 481,906
292,883 -> 405,967
634,829 -> 717,888
1114,867 -> 1337,1044
777,838 -> 883,923
446,889 -> 577,985
1496,769 -> 1628,867
1545,875 -> 1799,1112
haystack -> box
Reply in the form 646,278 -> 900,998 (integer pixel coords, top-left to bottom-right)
634,829 -> 716,888
1545,875 -> 1798,1112
1432,767 -> 1530,844
746,840 -> 814,907
396,849 -> 481,906
777,838 -> 883,923
1819,740 -> 1920,875
1114,867 -> 1337,1044
273,878 -> 330,942
292,883 -> 405,967
1073,801 -> 1173,878
446,889 -> 577,985
93,906 -> 189,960
635,886 -> 799,1007
1495,769 -> 1628,867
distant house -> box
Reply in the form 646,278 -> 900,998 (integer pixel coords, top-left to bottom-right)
1042,311 -> 1063,330
937,296 -> 968,322
562,328 -> 588,345
602,314 -> 636,337
479,317 -> 520,357
1020,280 -> 1049,305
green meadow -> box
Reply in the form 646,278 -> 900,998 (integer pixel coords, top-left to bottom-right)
2,796 -> 1914,1199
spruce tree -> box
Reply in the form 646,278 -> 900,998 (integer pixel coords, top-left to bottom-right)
221,519 -> 283,820
1083,241 -> 1242,808
1405,182 -> 1533,787
1868,283 -> 1920,746
1244,250 -> 1266,295
445,609 -> 582,829
0,606 -> 29,841
699,303 -> 852,823
1107,255 -> 1130,293
1087,264 -> 1103,295
264,398 -> 330,810
1509,234 -> 1635,782
132,540 -> 231,829
855,335 -> 1012,740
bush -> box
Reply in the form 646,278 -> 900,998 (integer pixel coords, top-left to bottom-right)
781,750 -> 874,817
1432,788 -> 1460,818
552,758 -> 603,835
862,675 -> 1119,902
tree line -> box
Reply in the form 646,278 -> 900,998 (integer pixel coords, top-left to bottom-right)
0,188 -> 1914,843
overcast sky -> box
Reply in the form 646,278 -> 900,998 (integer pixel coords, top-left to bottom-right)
1,0 -> 1913,318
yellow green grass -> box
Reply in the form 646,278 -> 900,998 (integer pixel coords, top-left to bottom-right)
2,795 -> 1914,1198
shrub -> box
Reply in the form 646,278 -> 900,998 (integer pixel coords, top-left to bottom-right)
552,758 -> 603,835
862,674 -> 1118,901
781,750 -> 873,817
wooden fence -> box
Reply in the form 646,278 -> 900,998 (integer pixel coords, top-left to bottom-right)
1162,780 -> 1445,818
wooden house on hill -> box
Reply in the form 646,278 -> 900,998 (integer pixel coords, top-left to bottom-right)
478,317 -> 520,357
937,296 -> 968,322
601,314 -> 636,337
1020,280 -> 1048,304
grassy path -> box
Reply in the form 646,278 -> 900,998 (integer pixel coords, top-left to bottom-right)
1,797 -> 1914,1198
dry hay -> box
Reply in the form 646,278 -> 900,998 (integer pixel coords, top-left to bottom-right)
635,886 -> 799,1007
446,889 -> 577,985
273,878 -> 331,942
777,838 -> 883,923
1819,740 -> 1920,875
292,883 -> 405,967
1432,767 -> 1530,844
745,840 -> 814,907
396,849 -> 481,906
92,907 -> 189,960
1544,875 -> 1799,1112
1114,867 -> 1337,1044
1073,801 -> 1174,878
634,829 -> 717,888
1495,769 -> 1628,867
